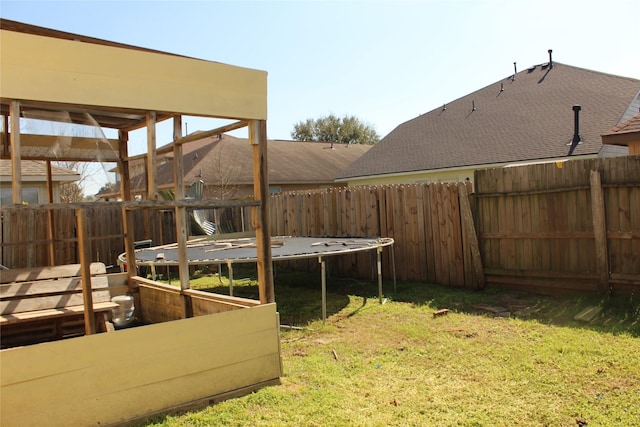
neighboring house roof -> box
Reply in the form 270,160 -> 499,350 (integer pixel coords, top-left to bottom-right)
127,134 -> 371,192
0,159 -> 79,182
338,62 -> 640,181
602,113 -> 640,146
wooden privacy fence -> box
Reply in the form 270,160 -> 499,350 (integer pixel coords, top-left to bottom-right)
0,204 -> 249,270
475,156 -> 640,295
269,182 -> 479,288
269,156 -> 639,295
0,204 -> 176,269
3,156 -> 639,295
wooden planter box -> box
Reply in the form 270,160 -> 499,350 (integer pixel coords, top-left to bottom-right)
0,280 -> 282,426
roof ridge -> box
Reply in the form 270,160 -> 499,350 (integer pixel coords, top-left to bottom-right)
550,61 -> 640,82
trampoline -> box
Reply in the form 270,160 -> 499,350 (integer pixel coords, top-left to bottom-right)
119,236 -> 395,321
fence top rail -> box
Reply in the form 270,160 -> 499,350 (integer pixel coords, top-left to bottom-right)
0,199 -> 261,213
123,199 -> 261,210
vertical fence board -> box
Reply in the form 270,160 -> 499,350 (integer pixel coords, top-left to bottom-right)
450,184 -> 465,286
413,185 -> 427,282
605,167 -> 621,278
422,184 -> 436,283
630,183 -> 640,278
590,170 -> 609,293
565,163 -> 580,275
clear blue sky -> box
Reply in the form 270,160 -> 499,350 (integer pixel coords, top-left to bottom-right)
2,0 -> 639,194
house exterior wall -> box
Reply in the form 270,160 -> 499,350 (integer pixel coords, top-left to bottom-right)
0,182 -> 61,204
267,182 -> 347,194
202,182 -> 348,199
342,156 -> 597,190
344,168 -> 475,187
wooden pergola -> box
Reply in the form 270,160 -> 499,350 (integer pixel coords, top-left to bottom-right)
0,18 -> 274,309
1,19 -> 282,426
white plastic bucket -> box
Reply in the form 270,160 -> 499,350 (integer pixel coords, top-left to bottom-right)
111,295 -> 135,327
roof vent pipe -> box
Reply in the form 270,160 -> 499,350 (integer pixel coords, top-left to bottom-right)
548,49 -> 553,68
512,62 -> 517,80
572,105 -> 582,145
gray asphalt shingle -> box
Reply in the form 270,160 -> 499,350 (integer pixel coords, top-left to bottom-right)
339,62 -> 640,180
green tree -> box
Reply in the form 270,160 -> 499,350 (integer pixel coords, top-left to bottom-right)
291,114 -> 379,145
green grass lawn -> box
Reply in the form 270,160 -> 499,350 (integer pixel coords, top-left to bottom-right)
142,266 -> 640,426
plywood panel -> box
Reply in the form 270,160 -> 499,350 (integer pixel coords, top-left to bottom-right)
1,30 -> 267,121
0,303 -> 281,427
140,290 -> 182,322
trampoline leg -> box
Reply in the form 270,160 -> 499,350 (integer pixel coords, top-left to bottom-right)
227,260 -> 234,297
377,247 -> 383,304
320,257 -> 326,322
391,244 -> 397,293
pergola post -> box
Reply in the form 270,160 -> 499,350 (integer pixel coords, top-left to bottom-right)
146,112 -> 158,200
119,130 -> 136,282
46,161 -> 55,265
249,119 -> 274,304
77,207 -> 97,335
9,100 -> 22,204
173,116 -> 192,317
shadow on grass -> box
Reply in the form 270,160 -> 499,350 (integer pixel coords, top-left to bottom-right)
188,265 -> 639,337
189,265 -> 352,326
387,280 -> 640,337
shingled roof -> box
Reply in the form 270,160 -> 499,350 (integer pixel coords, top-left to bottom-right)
129,134 -> 371,191
338,62 -> 640,181
602,113 -> 640,144
0,159 -> 79,181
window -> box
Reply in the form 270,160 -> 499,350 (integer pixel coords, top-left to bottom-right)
0,188 -> 39,205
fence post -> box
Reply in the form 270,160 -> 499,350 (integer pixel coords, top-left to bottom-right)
589,170 -> 610,294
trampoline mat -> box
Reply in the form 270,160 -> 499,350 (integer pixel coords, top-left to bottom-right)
123,236 -> 394,266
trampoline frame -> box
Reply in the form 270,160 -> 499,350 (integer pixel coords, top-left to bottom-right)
119,236 -> 396,321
